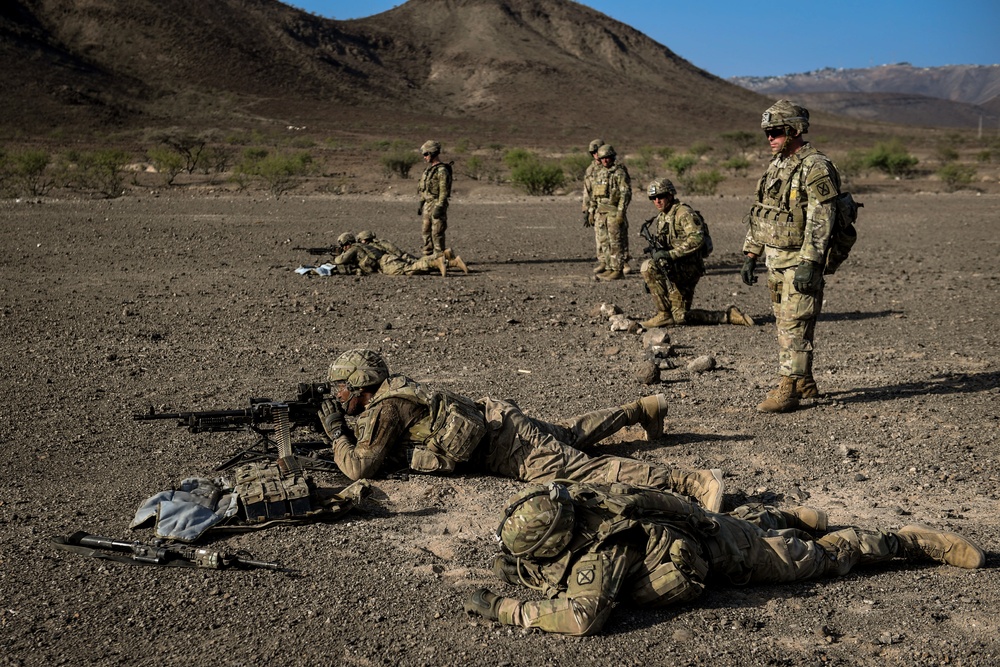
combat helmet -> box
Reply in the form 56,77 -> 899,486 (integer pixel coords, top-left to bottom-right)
647,178 -> 676,199
588,138 -> 605,154
356,230 -> 376,243
496,483 -> 575,559
595,144 -> 616,160
328,349 -> 390,390
761,100 -> 809,135
337,232 -> 356,247
420,140 -> 441,156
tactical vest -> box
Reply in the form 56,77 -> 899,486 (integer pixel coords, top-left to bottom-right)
592,164 -> 629,214
357,375 -> 487,473
748,145 -> 836,250
418,162 -> 453,203
232,459 -> 314,523
523,484 -> 715,605
660,203 -> 712,260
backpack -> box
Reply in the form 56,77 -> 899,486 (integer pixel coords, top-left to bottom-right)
825,191 -> 862,274
690,209 -> 713,259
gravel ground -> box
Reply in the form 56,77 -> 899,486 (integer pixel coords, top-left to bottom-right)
1,189 -> 998,666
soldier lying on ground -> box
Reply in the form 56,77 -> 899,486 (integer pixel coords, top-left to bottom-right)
316,349 -> 724,511
356,229 -> 468,275
463,481 -> 986,636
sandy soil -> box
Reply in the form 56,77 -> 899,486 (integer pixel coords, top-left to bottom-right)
1,187 -> 998,666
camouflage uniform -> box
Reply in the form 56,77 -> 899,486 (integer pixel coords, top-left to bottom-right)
481,483 -> 983,636
590,146 -> 631,275
641,200 -> 729,325
744,104 -> 840,387
417,141 -> 452,257
321,375 -> 721,510
581,139 -> 604,266
333,243 -> 383,275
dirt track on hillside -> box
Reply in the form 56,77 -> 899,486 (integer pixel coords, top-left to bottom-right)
2,190 -> 998,666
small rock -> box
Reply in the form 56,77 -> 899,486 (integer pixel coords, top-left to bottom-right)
687,355 -> 716,373
637,361 -> 660,385
609,314 -> 632,331
854,473 -> 868,482
641,329 -> 671,348
599,302 -> 622,318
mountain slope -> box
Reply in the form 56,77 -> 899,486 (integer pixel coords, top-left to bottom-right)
2,0 -> 768,143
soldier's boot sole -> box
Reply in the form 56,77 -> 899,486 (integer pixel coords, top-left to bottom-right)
637,393 -> 668,441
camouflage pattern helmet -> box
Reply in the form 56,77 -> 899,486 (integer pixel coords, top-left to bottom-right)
328,349 -> 390,389
356,230 -> 376,243
761,99 -> 810,135
420,140 -> 441,156
588,138 -> 605,154
337,232 -> 356,246
647,178 -> 676,199
497,483 -> 575,559
595,144 -> 616,159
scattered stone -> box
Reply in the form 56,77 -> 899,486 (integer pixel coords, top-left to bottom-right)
641,328 -> 671,349
609,314 -> 632,331
637,360 -> 660,385
854,473 -> 868,482
599,302 -> 622,318
687,355 -> 716,373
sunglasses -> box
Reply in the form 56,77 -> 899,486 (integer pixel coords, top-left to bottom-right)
764,127 -> 787,139
422,152 -> 433,156
649,194 -> 669,201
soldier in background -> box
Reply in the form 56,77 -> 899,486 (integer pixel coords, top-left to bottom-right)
589,145 -> 632,280
357,229 -> 468,276
316,349 -> 725,512
464,481 -> 985,636
332,232 -> 382,275
417,140 -> 453,257
581,138 -> 604,273
639,178 -> 755,328
741,101 -> 842,413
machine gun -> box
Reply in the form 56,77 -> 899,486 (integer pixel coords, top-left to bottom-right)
293,246 -> 340,256
51,532 -> 289,571
639,217 -> 677,281
134,382 -> 341,472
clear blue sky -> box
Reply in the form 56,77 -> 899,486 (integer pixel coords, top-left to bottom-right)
283,0 -> 1000,78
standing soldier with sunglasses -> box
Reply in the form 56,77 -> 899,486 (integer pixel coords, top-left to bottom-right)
417,140 -> 452,258
741,101 -> 842,413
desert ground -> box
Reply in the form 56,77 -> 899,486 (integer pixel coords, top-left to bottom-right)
2,182 -> 998,666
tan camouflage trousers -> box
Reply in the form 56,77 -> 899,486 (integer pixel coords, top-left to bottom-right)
594,211 -> 628,271
421,207 -> 447,256
380,255 -> 439,276
767,265 -> 824,377
477,398 -> 686,489
707,515 -> 896,586
640,259 -> 725,325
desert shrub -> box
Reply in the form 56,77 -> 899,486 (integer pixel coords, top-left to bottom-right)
256,151 -> 314,197
147,146 -> 185,186
464,155 -> 502,184
975,149 -> 991,163
837,149 -> 868,180
231,147 -> 269,191
149,128 -> 207,174
688,142 -> 713,157
864,140 -> 918,177
510,157 -> 565,195
721,156 -> 750,176
75,149 -> 130,198
655,146 -> 675,160
680,169 -> 725,196
200,145 -> 233,175
720,130 -> 757,156
937,163 -> 977,191
9,149 -> 54,196
561,153 -> 592,181
381,151 -> 420,178
503,148 -> 535,169
666,154 -> 697,177
934,145 -> 959,164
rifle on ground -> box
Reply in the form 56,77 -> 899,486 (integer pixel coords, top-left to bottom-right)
293,246 -> 340,256
134,382 -> 341,471
51,532 -> 289,571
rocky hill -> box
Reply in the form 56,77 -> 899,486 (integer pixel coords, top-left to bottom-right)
731,64 -> 1000,129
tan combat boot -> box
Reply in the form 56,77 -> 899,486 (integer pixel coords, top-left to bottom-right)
597,269 -> 624,281
434,255 -> 448,277
895,525 -> 985,569
636,393 -> 668,441
726,305 -> 756,326
780,506 -> 829,532
593,263 -> 607,274
449,255 -> 469,274
757,377 -> 800,413
640,311 -> 675,329
672,469 -> 725,513
796,376 -> 820,399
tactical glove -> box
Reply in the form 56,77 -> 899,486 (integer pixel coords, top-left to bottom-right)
582,211 -> 593,228
652,249 -> 672,265
432,204 -> 444,218
319,399 -> 346,439
792,260 -> 822,293
417,202 -> 424,216
740,255 -> 758,286
463,588 -> 503,621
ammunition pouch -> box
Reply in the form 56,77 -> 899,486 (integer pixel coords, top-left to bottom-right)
748,203 -> 805,249
233,460 -> 313,523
